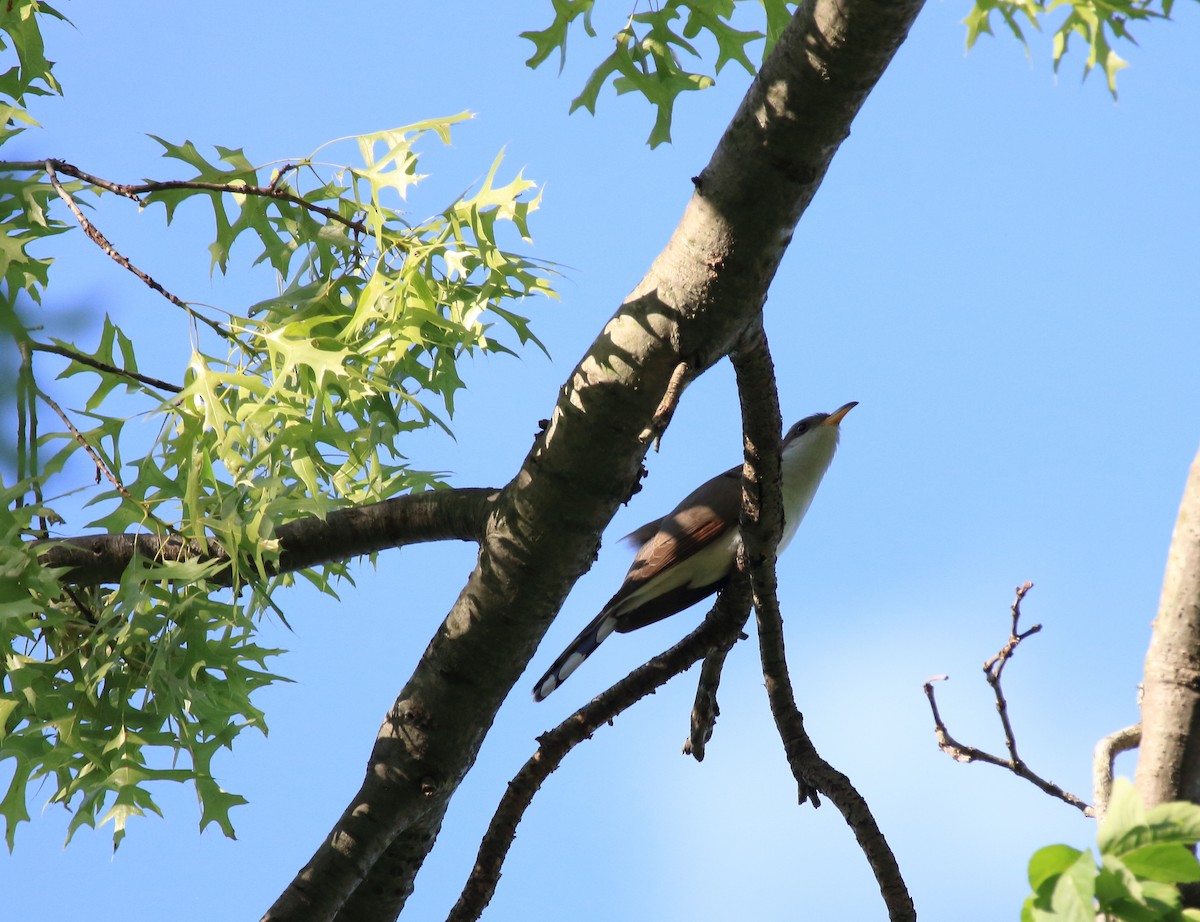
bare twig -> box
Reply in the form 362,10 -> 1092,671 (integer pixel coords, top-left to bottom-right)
984,581 -> 1043,765
731,318 -> 915,921
923,583 -> 1092,816
1093,723 -> 1141,823
446,585 -> 752,922
43,160 -> 231,339
639,360 -> 690,450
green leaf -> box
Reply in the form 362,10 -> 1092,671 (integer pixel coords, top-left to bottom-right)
1100,777 -> 1151,853
964,0 -> 1170,99
1029,843 -> 1085,890
1049,850 -> 1098,921
521,0 -> 598,71
1121,843 -> 1200,884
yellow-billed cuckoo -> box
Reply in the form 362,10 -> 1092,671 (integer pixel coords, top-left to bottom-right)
532,401 -> 856,701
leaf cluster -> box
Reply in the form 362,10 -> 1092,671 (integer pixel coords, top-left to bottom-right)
522,0 -> 796,147
0,0 -> 63,142
1,16 -> 555,845
1024,778 -> 1200,921
964,0 -> 1177,96
1,502 -> 283,850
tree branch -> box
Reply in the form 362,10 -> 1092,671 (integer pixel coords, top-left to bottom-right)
639,360 -> 690,451
683,630 -> 741,760
923,584 -> 1092,816
446,582 -> 752,922
34,487 -> 497,586
34,386 -> 137,505
732,318 -> 915,921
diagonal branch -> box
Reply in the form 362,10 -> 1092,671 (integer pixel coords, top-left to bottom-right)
35,386 -> 136,505
446,581 -> 752,922
30,340 -> 183,393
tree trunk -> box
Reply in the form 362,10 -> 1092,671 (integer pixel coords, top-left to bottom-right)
1136,443 -> 1200,807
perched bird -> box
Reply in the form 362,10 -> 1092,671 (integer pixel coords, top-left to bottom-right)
532,401 -> 856,701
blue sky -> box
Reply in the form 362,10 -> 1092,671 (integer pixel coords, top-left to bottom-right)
4,1 -> 1200,919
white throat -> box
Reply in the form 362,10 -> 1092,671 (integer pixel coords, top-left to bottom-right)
778,426 -> 840,552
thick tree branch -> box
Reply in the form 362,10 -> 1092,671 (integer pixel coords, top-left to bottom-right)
732,319 -> 915,921
264,3 -> 925,919
447,582 -> 752,922
35,487 -> 497,586
1136,441 -> 1200,808
923,584 -> 1092,816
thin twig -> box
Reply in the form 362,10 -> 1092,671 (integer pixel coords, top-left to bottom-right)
1093,723 -> 1141,823
984,581 -> 1042,766
923,583 -> 1092,816
43,160 -> 231,340
15,340 -> 49,535
30,341 -> 183,393
35,387 -> 135,504
446,586 -> 752,922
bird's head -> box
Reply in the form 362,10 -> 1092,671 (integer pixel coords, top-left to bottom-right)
783,401 -> 857,450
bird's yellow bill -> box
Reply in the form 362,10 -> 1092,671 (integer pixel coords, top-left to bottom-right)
820,401 -> 858,427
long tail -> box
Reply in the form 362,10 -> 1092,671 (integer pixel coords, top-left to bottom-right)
531,608 -> 619,701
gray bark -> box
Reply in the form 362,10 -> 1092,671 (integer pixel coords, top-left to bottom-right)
1136,443 -> 1200,807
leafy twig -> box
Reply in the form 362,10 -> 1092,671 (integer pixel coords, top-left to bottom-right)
923,582 -> 1092,816
30,340 -> 183,393
5,157 -> 370,235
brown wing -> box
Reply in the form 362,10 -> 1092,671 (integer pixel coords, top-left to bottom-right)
605,464 -> 743,629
